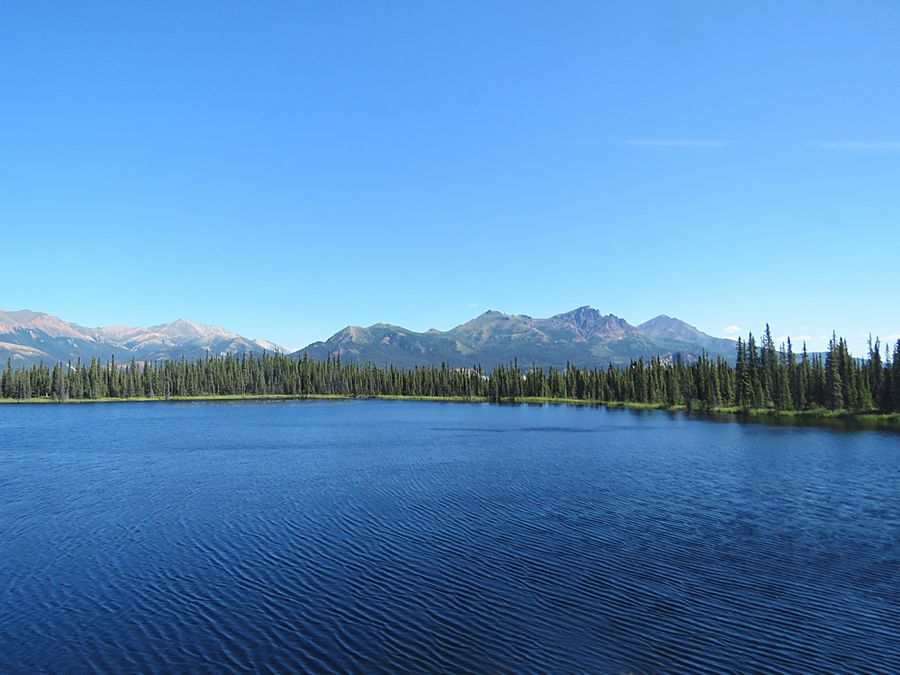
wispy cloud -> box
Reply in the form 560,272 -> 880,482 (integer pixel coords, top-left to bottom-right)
624,138 -> 732,148
807,140 -> 900,151
723,325 -> 741,334
469,302 -> 480,308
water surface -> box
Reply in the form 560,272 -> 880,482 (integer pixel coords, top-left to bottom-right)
1,400 -> 898,672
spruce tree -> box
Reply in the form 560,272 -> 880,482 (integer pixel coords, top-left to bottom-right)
825,333 -> 844,411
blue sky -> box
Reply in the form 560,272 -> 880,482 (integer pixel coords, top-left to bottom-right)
1,1 -> 898,353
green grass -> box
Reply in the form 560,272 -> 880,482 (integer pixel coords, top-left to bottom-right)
1,394 -> 898,428
705,405 -> 900,422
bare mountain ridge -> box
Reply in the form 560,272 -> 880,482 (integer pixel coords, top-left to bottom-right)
0,310 -> 283,366
295,306 -> 736,369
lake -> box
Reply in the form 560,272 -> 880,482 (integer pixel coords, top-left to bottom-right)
1,400 -> 898,672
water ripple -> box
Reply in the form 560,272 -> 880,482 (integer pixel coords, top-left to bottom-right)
0,400 -> 898,673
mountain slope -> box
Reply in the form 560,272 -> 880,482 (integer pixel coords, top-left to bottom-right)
295,306 -> 735,369
637,315 -> 737,357
0,310 -> 284,367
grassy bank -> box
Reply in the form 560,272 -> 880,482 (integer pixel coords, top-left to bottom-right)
2,393 -> 898,429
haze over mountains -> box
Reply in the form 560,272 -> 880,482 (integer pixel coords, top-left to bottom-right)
1,307 -> 737,369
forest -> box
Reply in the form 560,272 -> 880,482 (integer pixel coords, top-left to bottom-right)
2,326 -> 900,415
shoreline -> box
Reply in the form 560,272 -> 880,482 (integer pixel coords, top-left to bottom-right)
1,394 -> 898,429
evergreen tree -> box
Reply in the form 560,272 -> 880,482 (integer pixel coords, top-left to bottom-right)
825,333 -> 844,411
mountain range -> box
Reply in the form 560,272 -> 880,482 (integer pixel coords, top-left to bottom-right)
0,310 -> 282,367
1,306 -> 737,369
293,306 -> 737,368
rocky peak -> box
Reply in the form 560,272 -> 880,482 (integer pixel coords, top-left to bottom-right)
544,306 -> 632,341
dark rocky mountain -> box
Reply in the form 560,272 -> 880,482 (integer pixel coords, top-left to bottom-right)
294,306 -> 737,369
0,310 -> 283,367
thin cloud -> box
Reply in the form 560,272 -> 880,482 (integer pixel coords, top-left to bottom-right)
723,325 -> 741,334
624,138 -> 732,148
807,140 -> 900,150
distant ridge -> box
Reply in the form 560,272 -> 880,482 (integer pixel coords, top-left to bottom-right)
0,310 -> 283,367
293,306 -> 736,369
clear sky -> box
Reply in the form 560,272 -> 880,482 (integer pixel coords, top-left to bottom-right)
2,1 -> 898,353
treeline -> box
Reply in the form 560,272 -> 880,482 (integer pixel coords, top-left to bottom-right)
2,326 -> 900,413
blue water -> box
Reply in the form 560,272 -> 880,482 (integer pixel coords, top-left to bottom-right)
1,400 -> 898,673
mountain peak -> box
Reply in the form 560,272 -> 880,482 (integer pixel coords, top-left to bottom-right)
0,309 -> 90,339
638,315 -> 700,338
545,306 -> 631,341
635,316 -> 734,357
149,318 -> 233,339
554,305 -> 602,320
